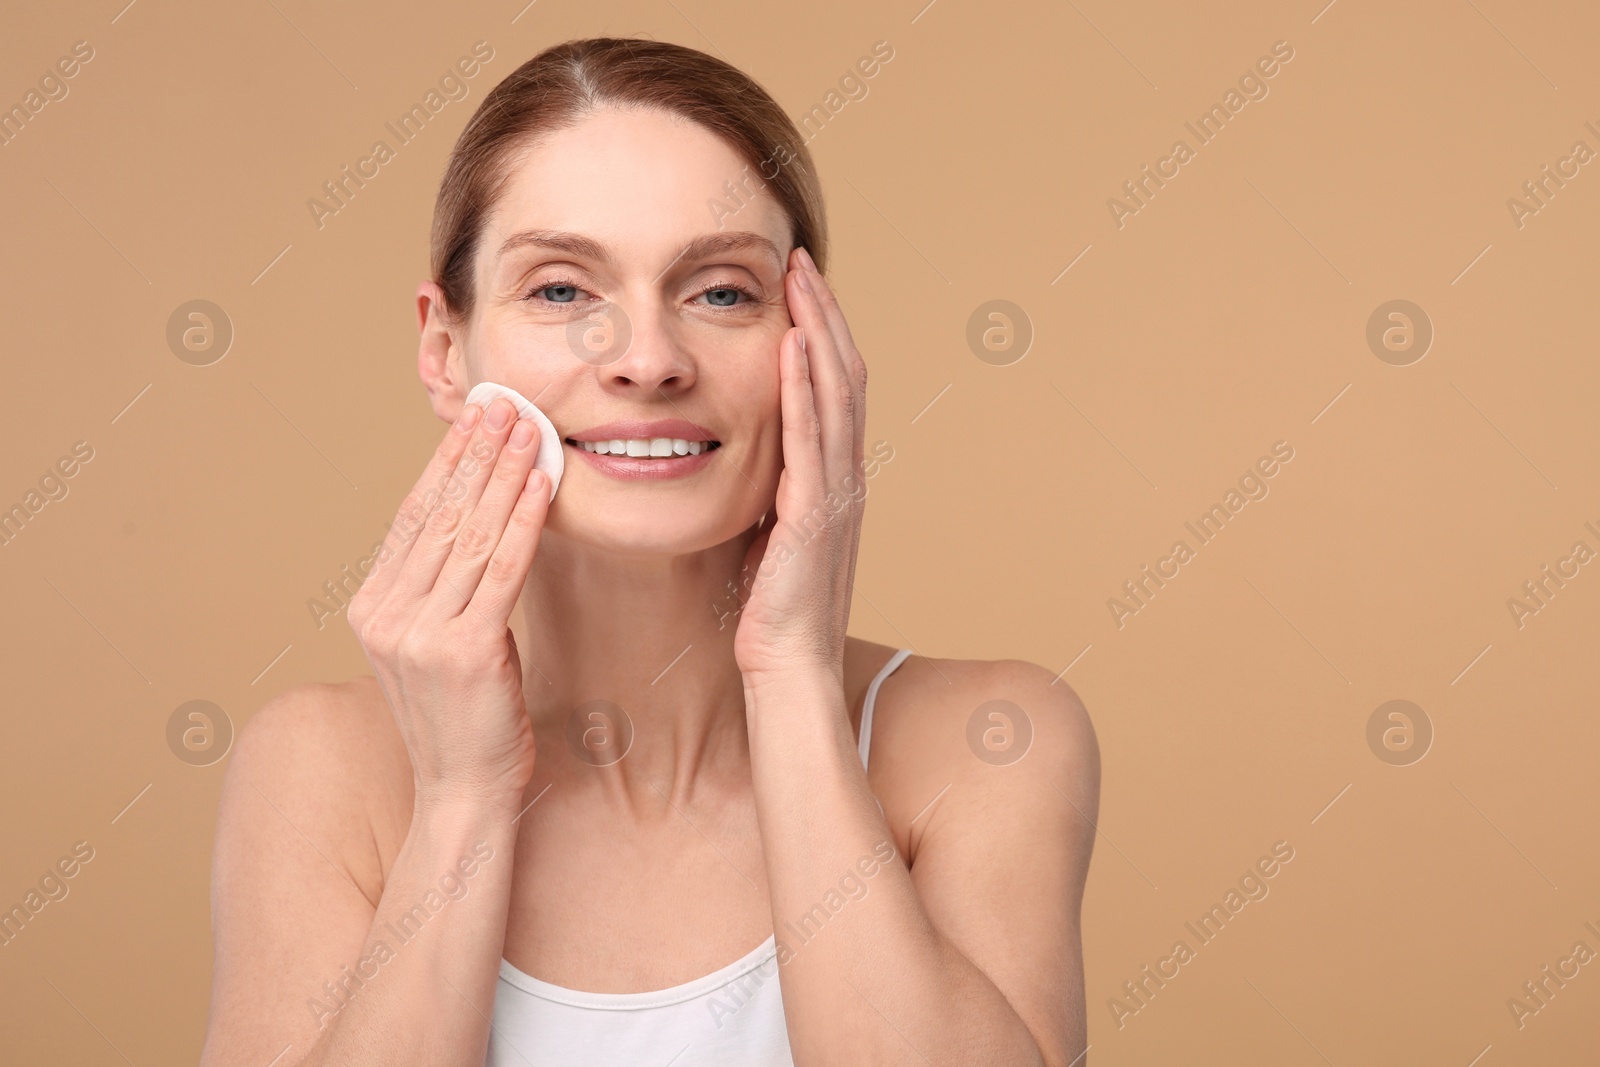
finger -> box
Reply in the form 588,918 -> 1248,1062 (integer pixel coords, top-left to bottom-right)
382,396 -> 522,610
423,415 -> 542,623
796,250 -> 868,472
362,401 -> 483,600
794,248 -> 861,374
793,252 -> 871,583
778,324 -> 825,507
785,262 -> 855,487
469,466 -> 552,626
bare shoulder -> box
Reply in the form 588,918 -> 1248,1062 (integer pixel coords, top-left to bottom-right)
865,651 -> 1100,863
220,674 -> 413,902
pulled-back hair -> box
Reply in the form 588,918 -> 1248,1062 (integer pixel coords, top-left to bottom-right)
430,36 -> 828,326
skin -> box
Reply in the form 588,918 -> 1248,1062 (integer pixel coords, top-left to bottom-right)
200,104 -> 1099,1067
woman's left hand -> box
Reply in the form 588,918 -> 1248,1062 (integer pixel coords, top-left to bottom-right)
732,246 -> 869,686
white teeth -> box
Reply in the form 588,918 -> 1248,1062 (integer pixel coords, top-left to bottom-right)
577,437 -> 714,457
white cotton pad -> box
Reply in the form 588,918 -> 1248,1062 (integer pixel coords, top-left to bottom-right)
463,381 -> 563,503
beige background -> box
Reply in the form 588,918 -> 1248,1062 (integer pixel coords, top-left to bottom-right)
3,0 -> 1597,1062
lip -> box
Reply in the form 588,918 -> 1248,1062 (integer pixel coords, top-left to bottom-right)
566,440 -> 719,480
564,419 -> 718,443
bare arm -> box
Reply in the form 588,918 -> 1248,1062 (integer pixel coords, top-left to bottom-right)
733,248 -> 1099,1065
298,795 -> 523,1066
202,394 -> 553,1065
746,660 -> 1098,1067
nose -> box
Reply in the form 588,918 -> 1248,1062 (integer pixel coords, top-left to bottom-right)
592,301 -> 697,398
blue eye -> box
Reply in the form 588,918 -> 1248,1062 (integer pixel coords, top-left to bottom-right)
523,278 -> 758,310
695,282 -> 760,308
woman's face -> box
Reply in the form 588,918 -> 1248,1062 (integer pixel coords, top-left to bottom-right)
450,105 -> 793,556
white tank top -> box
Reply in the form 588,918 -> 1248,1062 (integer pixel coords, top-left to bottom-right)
484,649 -> 914,1066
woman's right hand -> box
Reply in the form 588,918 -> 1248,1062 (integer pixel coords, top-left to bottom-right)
346,396 -> 551,809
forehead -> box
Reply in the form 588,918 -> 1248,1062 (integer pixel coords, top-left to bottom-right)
482,105 -> 790,264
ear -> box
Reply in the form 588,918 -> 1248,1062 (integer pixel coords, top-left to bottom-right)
417,280 -> 469,424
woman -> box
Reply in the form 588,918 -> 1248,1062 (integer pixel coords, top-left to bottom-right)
202,37 -> 1098,1067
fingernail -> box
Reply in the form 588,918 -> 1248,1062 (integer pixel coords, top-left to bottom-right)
509,419 -> 534,448
487,399 -> 513,430
795,268 -> 813,294
458,404 -> 482,432
797,328 -> 807,353
797,246 -> 817,271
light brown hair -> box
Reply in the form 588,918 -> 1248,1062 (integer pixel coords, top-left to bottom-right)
430,36 -> 828,326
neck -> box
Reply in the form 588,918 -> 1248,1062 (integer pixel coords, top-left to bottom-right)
511,527 -> 756,808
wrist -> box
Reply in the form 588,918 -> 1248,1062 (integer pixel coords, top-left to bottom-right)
413,782 -> 529,827
742,665 -> 845,712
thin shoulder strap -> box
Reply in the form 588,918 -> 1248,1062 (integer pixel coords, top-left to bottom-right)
858,649 -> 915,771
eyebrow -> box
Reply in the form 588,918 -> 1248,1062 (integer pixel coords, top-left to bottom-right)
497,229 -> 613,264
496,229 -> 783,274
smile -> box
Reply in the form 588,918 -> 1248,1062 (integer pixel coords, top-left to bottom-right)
562,438 -> 721,480
568,437 -> 720,457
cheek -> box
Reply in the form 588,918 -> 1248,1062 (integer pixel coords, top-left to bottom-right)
478,317 -> 570,367
468,319 -> 589,395
704,336 -> 785,490
739,341 -> 783,424
748,365 -> 787,482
